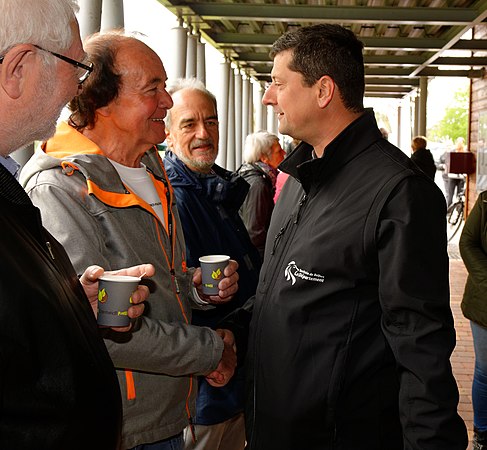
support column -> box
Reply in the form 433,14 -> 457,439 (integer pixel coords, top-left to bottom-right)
170,22 -> 187,81
248,79 -> 254,134
196,36 -> 206,84
414,95 -> 420,138
101,0 -> 124,31
255,83 -> 266,131
242,75 -> 250,145
216,59 -> 231,168
186,31 -> 197,79
78,0 -> 102,40
397,105 -> 402,149
234,71 -> 243,168
267,106 -> 278,134
418,76 -> 428,137
226,67 -> 236,171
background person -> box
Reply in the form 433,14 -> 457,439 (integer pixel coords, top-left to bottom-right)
224,23 -> 467,449
410,135 -> 436,180
21,34 -> 238,450
238,130 -> 285,259
0,1 -> 149,448
163,78 -> 261,450
459,190 -> 487,450
439,137 -> 467,206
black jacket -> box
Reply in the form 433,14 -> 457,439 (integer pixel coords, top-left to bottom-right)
411,147 -> 436,180
238,162 -> 276,260
0,165 -> 122,449
228,110 -> 467,449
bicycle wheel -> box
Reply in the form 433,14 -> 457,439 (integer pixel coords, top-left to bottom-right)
446,201 -> 464,242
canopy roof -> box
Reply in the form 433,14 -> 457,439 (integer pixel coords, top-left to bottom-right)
157,0 -> 487,98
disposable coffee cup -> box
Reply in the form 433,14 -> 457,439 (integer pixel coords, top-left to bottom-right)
97,274 -> 140,327
199,255 -> 230,296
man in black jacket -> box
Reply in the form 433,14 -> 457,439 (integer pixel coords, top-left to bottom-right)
226,23 -> 468,450
0,1 -> 150,448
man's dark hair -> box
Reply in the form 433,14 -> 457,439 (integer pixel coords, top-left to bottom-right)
68,33 -> 123,130
270,24 -> 365,113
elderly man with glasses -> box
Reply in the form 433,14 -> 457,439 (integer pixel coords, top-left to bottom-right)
0,1 -> 152,449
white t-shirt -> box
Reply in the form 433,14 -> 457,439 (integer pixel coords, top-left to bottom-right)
108,158 -> 165,226
107,158 -> 212,307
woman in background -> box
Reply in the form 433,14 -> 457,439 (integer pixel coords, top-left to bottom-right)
238,131 -> 285,260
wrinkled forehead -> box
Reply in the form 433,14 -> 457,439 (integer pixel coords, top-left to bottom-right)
172,89 -> 217,118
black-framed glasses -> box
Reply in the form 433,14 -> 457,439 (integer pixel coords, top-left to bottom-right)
0,45 -> 93,85
33,45 -> 93,85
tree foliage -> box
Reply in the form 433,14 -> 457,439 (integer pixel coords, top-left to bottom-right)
428,85 -> 469,143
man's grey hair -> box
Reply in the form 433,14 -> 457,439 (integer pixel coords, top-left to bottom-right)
0,0 -> 78,66
243,131 -> 279,163
165,78 -> 218,129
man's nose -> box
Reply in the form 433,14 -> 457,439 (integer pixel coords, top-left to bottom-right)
262,85 -> 275,106
196,123 -> 211,138
159,89 -> 173,109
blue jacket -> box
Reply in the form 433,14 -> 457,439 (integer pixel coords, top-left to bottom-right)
163,151 -> 261,425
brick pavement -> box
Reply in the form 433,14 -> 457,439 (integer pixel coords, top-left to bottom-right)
449,244 -> 475,448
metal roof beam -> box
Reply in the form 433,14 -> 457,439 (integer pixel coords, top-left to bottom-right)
189,3 -> 478,26
209,33 -> 487,52
237,53 -> 487,68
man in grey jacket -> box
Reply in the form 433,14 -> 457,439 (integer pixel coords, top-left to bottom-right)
21,33 -> 238,450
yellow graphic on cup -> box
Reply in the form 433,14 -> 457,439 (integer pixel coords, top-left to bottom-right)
98,288 -> 108,303
211,268 -> 222,280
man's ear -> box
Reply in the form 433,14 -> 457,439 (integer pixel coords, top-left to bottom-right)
317,75 -> 335,109
0,45 -> 36,100
96,105 -> 111,117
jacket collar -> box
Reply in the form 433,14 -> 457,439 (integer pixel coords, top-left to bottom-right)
40,122 -> 168,191
280,109 -> 383,193
0,163 -> 32,205
164,150 -> 249,212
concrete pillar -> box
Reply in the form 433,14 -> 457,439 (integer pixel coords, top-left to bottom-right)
248,79 -> 254,134
234,71 -> 243,168
78,0 -> 102,39
186,32 -> 197,79
397,105 -> 402,149
170,24 -> 187,80
255,84 -> 266,131
242,75 -> 250,146
267,106 -> 278,134
216,59 -> 231,168
414,95 -> 420,138
101,0 -> 124,31
226,68 -> 236,171
418,76 -> 428,137
196,37 -> 206,84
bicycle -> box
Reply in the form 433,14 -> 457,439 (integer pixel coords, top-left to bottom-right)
446,190 -> 465,242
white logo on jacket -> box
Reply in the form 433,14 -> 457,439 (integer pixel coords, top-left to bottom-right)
284,261 -> 325,285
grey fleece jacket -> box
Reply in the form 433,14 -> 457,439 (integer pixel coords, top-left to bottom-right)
20,126 -> 224,449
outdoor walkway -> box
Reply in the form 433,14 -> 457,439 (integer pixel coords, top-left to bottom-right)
449,240 -> 475,448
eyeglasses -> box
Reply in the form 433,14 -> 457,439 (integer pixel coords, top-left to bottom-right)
33,45 -> 93,85
0,45 -> 93,85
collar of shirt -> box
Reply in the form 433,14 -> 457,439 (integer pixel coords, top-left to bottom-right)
0,155 -> 21,179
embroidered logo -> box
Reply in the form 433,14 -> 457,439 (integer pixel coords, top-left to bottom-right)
284,261 -> 325,285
